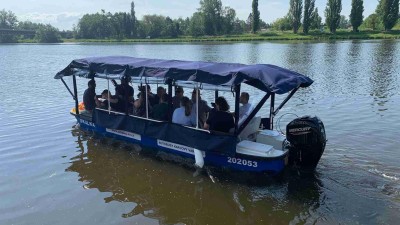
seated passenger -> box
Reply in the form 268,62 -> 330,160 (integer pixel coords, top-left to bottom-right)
151,93 -> 169,121
172,86 -> 184,110
172,97 -> 194,127
110,86 -> 126,113
132,92 -> 151,117
154,86 -> 171,105
83,79 -> 96,113
238,92 -> 253,125
95,89 -> 119,110
191,88 -> 211,128
204,96 -> 234,133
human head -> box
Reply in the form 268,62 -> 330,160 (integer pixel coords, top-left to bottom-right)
101,89 -> 110,98
121,76 -> 131,85
191,88 -> 201,102
240,92 -> 249,104
157,86 -> 165,96
215,96 -> 230,112
159,93 -> 167,103
88,79 -> 96,88
180,96 -> 192,116
175,86 -> 183,97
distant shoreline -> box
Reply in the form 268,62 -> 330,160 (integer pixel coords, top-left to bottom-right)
19,30 -> 400,43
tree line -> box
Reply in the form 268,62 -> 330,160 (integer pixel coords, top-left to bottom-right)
0,0 -> 399,43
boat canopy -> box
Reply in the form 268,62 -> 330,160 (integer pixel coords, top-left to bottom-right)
55,56 -> 313,94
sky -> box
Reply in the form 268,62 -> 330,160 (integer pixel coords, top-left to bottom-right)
1,0 -> 377,30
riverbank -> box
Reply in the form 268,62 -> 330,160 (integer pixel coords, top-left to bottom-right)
57,30 -> 400,43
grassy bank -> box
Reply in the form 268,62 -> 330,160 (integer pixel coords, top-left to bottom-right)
16,29 -> 400,44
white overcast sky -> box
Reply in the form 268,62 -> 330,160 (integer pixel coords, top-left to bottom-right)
1,0 -> 377,30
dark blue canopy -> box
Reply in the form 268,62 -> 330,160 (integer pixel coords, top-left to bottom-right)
55,56 -> 313,94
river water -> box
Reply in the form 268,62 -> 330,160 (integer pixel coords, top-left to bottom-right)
1,40 -> 399,224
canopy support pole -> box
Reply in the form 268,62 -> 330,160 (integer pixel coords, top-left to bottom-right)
107,79 -> 111,114
196,84 -> 199,128
237,93 -> 271,134
234,84 -> 241,135
269,93 -> 275,130
214,90 -> 218,101
145,80 -> 148,119
61,77 -> 75,100
72,75 -> 79,116
167,79 -> 173,122
273,87 -> 298,116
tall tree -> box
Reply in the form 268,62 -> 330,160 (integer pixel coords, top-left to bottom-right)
376,0 -> 399,31
289,0 -> 303,34
130,1 -> 137,37
311,7 -> 322,30
325,0 -> 342,33
0,10 -> 18,42
350,0 -> 364,32
199,0 -> 223,35
252,0 -> 260,33
303,0 -> 315,34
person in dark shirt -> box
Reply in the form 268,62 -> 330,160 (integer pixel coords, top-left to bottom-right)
172,86 -> 184,110
83,79 -> 96,112
204,96 -> 234,133
154,86 -> 171,105
113,77 -> 134,113
151,93 -> 169,121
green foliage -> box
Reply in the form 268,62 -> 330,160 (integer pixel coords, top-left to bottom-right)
289,0 -> 303,34
303,0 -> 316,34
377,0 -> 399,31
252,0 -> 260,33
0,9 -> 18,42
271,16 -> 293,31
131,1 -> 137,37
325,0 -> 342,33
189,12 -> 205,37
35,24 -> 62,43
339,15 -> 350,29
350,0 -> 364,32
199,0 -> 223,35
311,8 -> 322,30
360,13 -> 383,30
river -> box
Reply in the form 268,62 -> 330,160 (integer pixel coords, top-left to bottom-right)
0,40 -> 399,224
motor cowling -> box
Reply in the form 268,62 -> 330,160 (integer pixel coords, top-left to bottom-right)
286,116 -> 326,169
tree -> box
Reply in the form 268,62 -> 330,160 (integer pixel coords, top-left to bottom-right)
325,0 -> 342,33
339,15 -> 350,29
303,0 -> 315,34
189,12 -> 205,36
199,0 -> 223,35
130,1 -> 137,37
289,0 -> 303,34
376,0 -> 399,31
350,0 -> 364,32
311,7 -> 322,30
252,0 -> 260,33
0,9 -> 18,42
35,24 -> 62,43
361,13 -> 382,30
222,7 -> 236,34
271,16 -> 293,31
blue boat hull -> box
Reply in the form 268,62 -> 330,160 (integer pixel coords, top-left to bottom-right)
77,117 -> 287,174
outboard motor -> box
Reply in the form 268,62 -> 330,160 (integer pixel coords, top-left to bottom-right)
286,116 -> 326,169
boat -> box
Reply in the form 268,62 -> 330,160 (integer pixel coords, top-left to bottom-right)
55,56 -> 326,175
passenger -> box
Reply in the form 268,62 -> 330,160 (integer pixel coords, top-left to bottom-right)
238,92 -> 253,124
83,79 -> 96,113
112,77 -> 134,113
191,89 -> 211,128
110,85 -> 127,113
95,89 -> 115,110
151,93 -> 169,121
154,86 -> 171,105
143,85 -> 157,106
204,96 -> 234,133
132,92 -> 151,117
172,86 -> 184,110
172,97 -> 194,127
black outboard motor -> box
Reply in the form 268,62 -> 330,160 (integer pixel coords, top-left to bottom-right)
286,116 -> 326,169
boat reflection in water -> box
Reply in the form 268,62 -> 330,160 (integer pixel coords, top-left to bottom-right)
67,128 -> 323,224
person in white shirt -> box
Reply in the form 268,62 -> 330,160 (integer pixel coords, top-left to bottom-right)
238,92 -> 252,125
172,97 -> 195,127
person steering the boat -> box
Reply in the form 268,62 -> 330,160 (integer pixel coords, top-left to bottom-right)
82,79 -> 96,114
238,92 -> 253,125
204,96 -> 234,133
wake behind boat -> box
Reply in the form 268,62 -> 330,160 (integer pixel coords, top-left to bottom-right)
55,56 -> 326,175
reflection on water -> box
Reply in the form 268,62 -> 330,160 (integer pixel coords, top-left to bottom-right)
68,129 -> 323,224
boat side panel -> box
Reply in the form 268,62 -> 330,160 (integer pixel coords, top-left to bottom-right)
76,117 -> 285,174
